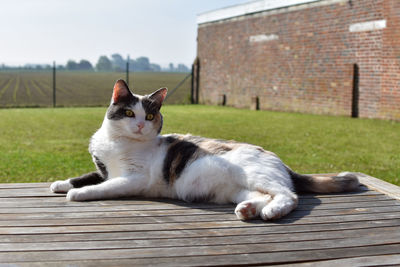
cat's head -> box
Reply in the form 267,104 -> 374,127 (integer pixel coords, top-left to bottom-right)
105,79 -> 167,141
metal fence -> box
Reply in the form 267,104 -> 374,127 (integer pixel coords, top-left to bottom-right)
0,68 -> 192,108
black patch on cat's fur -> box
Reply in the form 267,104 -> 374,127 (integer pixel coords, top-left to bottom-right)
157,115 -> 163,134
141,97 -> 162,115
94,156 -> 108,178
114,85 -> 138,105
163,139 -> 199,184
69,172 -> 105,188
164,135 -> 179,144
289,171 -> 315,193
287,167 -> 359,193
142,96 -> 163,133
107,106 -> 127,120
107,95 -> 140,121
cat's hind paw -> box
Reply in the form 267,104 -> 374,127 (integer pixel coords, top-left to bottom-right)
260,206 -> 284,220
235,202 -> 259,220
50,180 -> 73,193
260,199 -> 297,220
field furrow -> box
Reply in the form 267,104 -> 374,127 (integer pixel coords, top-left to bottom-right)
31,80 -> 48,98
23,79 -> 32,101
0,71 -> 190,107
25,80 -> 48,106
0,77 -> 14,101
12,76 -> 20,103
16,76 -> 35,106
0,78 -> 17,105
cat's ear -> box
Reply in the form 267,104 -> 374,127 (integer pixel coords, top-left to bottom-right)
112,79 -> 133,104
149,88 -> 168,105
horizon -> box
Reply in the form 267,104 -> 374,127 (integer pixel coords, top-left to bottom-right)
0,54 -> 189,70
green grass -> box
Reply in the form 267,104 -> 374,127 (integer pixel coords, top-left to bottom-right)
0,105 -> 399,185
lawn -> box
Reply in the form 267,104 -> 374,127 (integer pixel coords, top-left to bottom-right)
0,105 -> 399,185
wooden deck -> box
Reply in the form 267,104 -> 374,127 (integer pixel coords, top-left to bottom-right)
1,173 -> 400,266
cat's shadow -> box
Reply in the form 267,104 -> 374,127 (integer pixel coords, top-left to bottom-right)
114,194 -> 321,224
100,187 -> 367,224
258,187 -> 369,225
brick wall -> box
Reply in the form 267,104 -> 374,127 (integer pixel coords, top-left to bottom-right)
197,0 -> 400,120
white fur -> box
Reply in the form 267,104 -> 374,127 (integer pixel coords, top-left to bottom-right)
52,99 -> 299,220
338,171 -> 351,177
50,179 -> 73,193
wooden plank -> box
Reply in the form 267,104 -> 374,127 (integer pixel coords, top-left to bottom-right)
1,212 -> 400,235
0,195 -> 395,214
0,182 -> 49,189
1,201 -> 398,221
1,242 -> 400,264
2,219 -> 400,243
0,187 -> 64,198
357,172 -> 400,200
0,176 -> 399,266
8,254 -> 400,267
1,225 -> 400,252
0,202 -> 234,213
0,185 -> 379,199
0,193 -> 391,209
1,205 -> 399,227
275,254 -> 400,266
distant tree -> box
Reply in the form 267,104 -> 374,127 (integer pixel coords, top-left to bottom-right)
96,56 -> 112,71
177,63 -> 190,73
66,60 -> 78,70
111,53 -> 125,71
168,63 -> 175,72
150,63 -> 161,72
135,57 -> 151,71
78,59 -> 94,71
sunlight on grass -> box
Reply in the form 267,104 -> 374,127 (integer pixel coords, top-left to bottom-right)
0,105 -> 399,185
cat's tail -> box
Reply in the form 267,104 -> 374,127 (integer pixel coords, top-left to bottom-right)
286,168 -> 360,193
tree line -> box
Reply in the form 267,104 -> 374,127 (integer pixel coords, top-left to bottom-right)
0,53 -> 190,73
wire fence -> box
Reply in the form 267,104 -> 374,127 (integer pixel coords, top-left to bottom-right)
0,69 -> 192,108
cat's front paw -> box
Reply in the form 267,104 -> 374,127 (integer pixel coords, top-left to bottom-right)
50,180 -> 73,193
67,188 -> 90,201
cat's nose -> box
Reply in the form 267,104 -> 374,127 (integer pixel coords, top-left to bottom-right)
137,122 -> 145,130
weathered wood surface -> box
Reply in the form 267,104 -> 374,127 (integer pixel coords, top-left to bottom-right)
1,174 -> 400,266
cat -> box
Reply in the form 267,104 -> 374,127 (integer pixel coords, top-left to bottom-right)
50,79 -> 360,220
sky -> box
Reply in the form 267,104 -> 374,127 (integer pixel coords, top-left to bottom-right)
0,0 -> 249,68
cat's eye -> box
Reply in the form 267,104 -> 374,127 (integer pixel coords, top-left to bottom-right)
146,114 -> 154,121
125,110 -> 135,117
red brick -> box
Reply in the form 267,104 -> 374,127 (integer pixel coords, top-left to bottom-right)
196,0 -> 400,120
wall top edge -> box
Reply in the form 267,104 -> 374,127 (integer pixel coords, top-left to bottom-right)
197,0 -> 323,25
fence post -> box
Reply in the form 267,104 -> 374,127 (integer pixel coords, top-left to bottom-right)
352,64 -> 359,118
126,55 -> 130,87
53,61 -> 56,107
191,64 -> 194,104
191,57 -> 200,104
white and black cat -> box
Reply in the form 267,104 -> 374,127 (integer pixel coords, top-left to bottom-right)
50,80 -> 359,220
